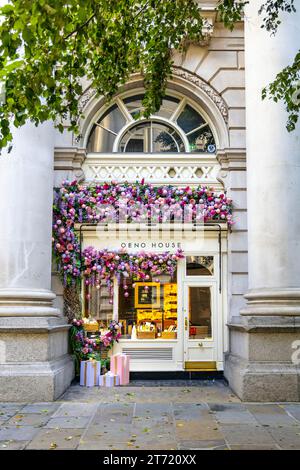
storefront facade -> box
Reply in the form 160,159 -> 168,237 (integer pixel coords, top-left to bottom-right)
81,228 -> 227,372
0,2 -> 299,401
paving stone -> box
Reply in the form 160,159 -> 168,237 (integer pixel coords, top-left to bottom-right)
0,403 -> 26,409
267,426 -> 300,450
91,403 -> 134,426
209,403 -> 257,424
78,441 -> 137,450
281,405 -> 300,423
0,426 -> 39,441
175,417 -> 222,441
52,402 -> 98,418
7,413 -> 51,427
173,403 -> 222,441
60,382 -> 239,404
83,423 -> 132,443
220,424 -> 276,447
0,405 -> 24,421
1,383 -> 300,450
229,444 -> 280,450
246,404 -> 299,426
45,416 -> 91,429
134,442 -> 178,450
0,420 -> 8,426
173,403 -> 211,420
134,403 -> 173,422
132,426 -> 175,442
20,403 -> 60,415
178,440 -> 228,450
0,440 -> 29,450
25,428 -> 83,450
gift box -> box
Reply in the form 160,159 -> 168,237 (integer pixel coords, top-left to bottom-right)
110,353 -> 130,385
99,372 -> 120,387
80,360 -> 101,387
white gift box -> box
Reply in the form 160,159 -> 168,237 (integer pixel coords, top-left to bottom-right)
80,360 -> 101,387
99,372 -> 120,387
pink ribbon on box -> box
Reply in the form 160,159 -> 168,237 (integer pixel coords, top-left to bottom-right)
110,354 -> 130,385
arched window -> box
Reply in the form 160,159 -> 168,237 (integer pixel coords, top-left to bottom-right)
87,93 -> 216,154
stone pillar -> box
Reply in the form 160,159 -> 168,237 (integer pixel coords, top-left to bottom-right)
225,1 -> 300,401
0,121 -> 74,401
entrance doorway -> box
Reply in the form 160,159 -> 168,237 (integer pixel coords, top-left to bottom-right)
183,282 -> 218,370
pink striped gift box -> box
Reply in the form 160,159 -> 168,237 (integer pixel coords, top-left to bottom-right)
110,354 -> 130,385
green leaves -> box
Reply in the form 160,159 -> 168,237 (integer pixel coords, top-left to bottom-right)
218,0 -> 299,132
0,0 -> 299,150
217,0 -> 248,31
262,51 -> 300,132
0,0 -> 210,149
258,0 -> 296,35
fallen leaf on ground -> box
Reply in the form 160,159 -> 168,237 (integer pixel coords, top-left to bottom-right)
50,442 -> 57,449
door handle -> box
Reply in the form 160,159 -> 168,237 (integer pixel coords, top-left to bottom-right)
184,317 -> 188,331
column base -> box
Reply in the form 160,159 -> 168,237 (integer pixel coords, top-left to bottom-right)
0,316 -> 74,402
0,356 -> 74,402
225,353 -> 300,402
225,316 -> 300,401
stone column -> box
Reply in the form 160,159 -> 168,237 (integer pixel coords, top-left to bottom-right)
225,1 -> 300,401
0,121 -> 74,401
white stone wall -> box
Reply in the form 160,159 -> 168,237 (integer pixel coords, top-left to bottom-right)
172,21 -> 247,320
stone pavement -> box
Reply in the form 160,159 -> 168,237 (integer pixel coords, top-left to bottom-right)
1,380 -> 300,450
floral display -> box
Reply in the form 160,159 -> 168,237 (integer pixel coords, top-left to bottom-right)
53,179 -> 233,288
69,319 -> 121,375
56,180 -> 233,372
83,247 -> 184,301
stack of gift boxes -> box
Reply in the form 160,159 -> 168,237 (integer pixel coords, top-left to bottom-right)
80,354 -> 130,387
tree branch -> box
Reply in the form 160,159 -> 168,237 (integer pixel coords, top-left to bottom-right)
64,13 -> 96,40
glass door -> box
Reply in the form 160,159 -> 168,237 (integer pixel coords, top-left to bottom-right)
183,281 -> 218,368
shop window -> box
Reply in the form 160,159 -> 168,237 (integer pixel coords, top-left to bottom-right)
118,273 -> 178,340
188,286 -> 212,339
84,283 -> 113,333
186,256 -> 214,276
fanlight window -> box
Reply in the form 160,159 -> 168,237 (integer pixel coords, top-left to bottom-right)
87,94 -> 216,154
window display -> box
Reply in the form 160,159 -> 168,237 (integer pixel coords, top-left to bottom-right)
84,282 -> 113,334
118,274 -> 178,340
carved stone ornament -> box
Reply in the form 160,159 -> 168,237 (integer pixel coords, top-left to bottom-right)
171,67 -> 228,123
78,67 -> 228,124
78,87 -> 97,114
